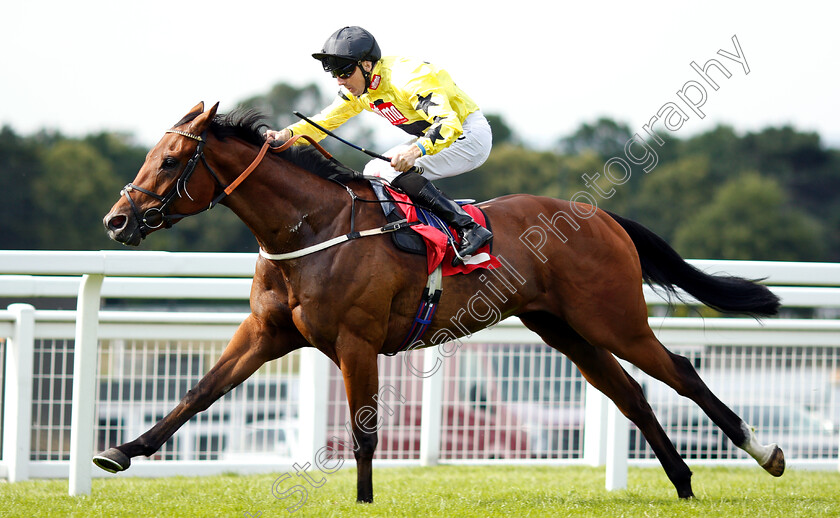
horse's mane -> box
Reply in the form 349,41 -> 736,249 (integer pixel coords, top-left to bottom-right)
207,108 -> 354,180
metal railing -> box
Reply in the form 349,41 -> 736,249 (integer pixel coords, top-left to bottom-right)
0,251 -> 839,496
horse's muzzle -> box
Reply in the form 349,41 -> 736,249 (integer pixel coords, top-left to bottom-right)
104,211 -> 142,246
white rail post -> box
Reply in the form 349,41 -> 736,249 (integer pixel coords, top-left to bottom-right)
583,383 -> 608,466
3,304 -> 35,482
69,274 -> 104,496
298,348 -> 329,462
419,348 -> 443,466
605,400 -> 629,491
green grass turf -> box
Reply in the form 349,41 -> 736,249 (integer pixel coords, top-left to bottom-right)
1,465 -> 839,517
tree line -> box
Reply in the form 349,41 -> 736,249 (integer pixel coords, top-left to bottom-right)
1,82 -> 838,262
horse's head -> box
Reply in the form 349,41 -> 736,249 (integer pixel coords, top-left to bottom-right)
104,101 -> 222,246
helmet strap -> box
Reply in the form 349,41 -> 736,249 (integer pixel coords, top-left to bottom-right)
360,60 -> 376,93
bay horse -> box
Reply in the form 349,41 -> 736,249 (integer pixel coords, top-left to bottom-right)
98,102 -> 784,502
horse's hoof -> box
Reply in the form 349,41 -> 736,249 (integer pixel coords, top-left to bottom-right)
92,448 -> 131,473
761,445 -> 785,477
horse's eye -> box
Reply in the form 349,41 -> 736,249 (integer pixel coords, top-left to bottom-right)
162,157 -> 179,170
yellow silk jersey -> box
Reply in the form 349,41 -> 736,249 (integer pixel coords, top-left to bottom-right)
286,56 -> 480,156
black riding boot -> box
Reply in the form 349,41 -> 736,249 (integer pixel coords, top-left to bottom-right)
392,171 -> 493,266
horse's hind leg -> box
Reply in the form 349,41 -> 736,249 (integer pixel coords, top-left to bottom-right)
619,334 -> 784,475
93,315 -> 307,472
571,307 -> 785,478
519,312 -> 695,498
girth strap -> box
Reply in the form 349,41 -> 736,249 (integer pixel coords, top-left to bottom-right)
386,264 -> 444,356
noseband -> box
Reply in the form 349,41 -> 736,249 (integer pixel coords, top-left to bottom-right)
120,130 -> 228,238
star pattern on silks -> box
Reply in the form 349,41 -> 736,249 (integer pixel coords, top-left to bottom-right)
424,124 -> 444,145
415,93 -> 439,116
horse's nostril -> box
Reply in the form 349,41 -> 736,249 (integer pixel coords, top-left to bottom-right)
108,215 -> 127,231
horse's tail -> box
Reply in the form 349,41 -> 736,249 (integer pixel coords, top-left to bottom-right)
605,211 -> 781,316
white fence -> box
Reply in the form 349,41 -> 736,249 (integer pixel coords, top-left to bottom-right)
1,251 -> 839,497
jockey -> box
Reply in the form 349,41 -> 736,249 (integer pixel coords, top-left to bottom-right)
264,26 -> 493,265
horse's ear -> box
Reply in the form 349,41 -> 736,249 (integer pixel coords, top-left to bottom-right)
207,102 -> 219,119
188,102 -> 220,133
172,102 -> 206,129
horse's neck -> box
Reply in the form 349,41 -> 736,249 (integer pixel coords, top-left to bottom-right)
209,140 -> 351,254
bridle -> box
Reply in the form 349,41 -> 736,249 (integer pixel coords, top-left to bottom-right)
118,127 -> 410,255
120,129 -> 272,239
121,130 -> 220,238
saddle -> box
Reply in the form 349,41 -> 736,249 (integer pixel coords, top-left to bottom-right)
370,181 -> 428,256
370,181 -> 496,275
368,179 -> 499,355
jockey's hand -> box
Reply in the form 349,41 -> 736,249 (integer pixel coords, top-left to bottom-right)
264,129 -> 290,145
390,144 -> 423,173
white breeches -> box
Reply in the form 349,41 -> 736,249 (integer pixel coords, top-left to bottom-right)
363,111 -> 493,182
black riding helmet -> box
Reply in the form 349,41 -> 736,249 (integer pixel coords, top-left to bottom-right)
312,26 -> 381,90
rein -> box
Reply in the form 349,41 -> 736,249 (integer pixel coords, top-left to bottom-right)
122,128 -> 417,259
120,130 -> 333,238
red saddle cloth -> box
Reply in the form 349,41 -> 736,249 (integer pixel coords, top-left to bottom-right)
386,187 -> 500,276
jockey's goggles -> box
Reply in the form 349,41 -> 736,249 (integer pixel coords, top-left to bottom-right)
330,62 -> 357,79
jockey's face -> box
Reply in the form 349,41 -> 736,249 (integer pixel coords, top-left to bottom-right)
337,61 -> 372,97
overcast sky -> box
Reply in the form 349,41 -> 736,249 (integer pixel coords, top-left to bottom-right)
2,1 -> 838,150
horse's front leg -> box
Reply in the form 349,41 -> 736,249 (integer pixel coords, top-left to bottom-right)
337,344 -> 382,503
93,314 -> 308,472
